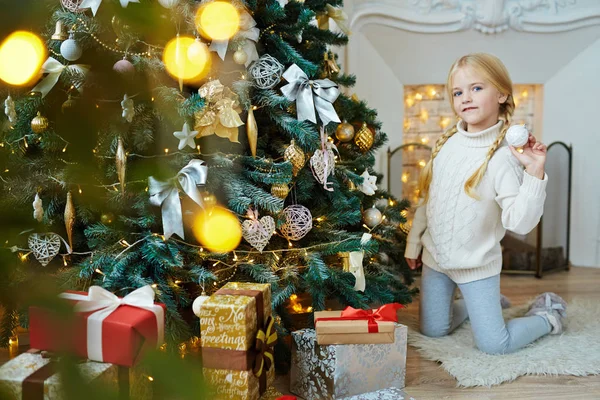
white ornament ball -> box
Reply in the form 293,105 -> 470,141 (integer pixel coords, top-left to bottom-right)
60,38 -> 82,61
158,0 -> 178,8
187,39 -> 209,66
192,295 -> 210,317
233,49 -> 248,65
113,58 -> 135,75
280,205 -> 313,241
506,124 -> 529,148
363,207 -> 382,228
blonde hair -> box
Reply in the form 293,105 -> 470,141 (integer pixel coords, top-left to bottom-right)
418,53 -> 515,202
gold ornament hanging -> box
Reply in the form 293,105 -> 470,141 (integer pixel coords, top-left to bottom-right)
61,94 -> 76,113
101,213 -> 115,224
354,122 -> 374,152
51,20 -> 68,41
323,52 -> 340,78
233,49 -> 248,65
271,183 -> 289,199
202,192 -> 217,208
335,121 -> 355,142
339,252 -> 350,272
64,191 -> 76,251
246,107 -> 258,157
116,137 -> 127,193
31,112 -> 49,134
284,140 -> 306,176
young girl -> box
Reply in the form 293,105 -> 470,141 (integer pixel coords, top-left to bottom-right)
404,53 -> 567,355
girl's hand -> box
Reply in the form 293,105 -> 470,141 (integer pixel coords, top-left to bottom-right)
406,254 -> 423,270
509,133 -> 547,179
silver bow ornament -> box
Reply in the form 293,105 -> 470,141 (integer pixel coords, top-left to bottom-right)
32,57 -> 89,98
209,10 -> 259,67
58,285 -> 164,363
148,159 -> 208,240
281,64 -> 341,126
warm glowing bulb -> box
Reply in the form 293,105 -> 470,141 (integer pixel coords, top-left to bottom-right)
415,93 -> 423,101
163,35 -> 210,82
439,117 -> 451,130
405,97 -> 415,108
420,137 -> 429,144
521,90 -> 528,98
196,2 -> 240,41
418,160 -> 427,168
192,206 -> 242,253
0,31 -> 46,86
419,109 -> 429,122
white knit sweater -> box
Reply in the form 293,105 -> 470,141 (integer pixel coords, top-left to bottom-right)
404,120 -> 548,284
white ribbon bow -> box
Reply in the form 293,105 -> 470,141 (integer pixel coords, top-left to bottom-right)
59,285 -> 164,363
80,0 -> 139,16
31,57 -> 89,99
148,159 -> 208,240
209,10 -> 259,67
281,64 -> 341,126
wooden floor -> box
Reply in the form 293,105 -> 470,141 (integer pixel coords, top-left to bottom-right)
401,266 -> 600,400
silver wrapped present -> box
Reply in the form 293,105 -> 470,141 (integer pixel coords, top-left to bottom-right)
341,387 -> 415,400
290,325 -> 407,399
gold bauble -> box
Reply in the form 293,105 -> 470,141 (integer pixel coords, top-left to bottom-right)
61,95 -> 76,113
64,191 -> 76,250
202,193 -> 217,208
116,137 -> 127,193
284,140 -> 306,176
335,121 -> 355,142
354,122 -> 374,152
233,49 -> 248,65
31,112 -> 49,134
348,180 -> 357,191
246,107 -> 258,157
339,252 -> 350,272
271,183 -> 289,199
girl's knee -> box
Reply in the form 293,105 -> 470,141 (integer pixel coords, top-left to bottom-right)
476,340 -> 508,355
420,322 -> 450,338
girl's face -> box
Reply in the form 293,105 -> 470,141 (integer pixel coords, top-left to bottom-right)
451,66 -> 508,133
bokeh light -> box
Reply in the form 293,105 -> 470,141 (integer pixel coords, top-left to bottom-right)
196,2 -> 240,41
163,35 -> 211,82
192,206 -> 242,253
0,31 -> 46,86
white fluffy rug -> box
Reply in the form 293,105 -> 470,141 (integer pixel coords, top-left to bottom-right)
407,297 -> 600,387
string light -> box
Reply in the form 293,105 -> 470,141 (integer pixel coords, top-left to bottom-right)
164,148 -> 169,154
119,239 -> 131,247
95,268 -> 104,275
78,185 -> 82,194
151,283 -> 158,288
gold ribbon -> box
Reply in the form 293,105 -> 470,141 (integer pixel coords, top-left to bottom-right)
317,4 -> 351,35
253,315 -> 277,378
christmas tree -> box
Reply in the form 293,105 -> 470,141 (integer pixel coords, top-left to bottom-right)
0,0 -> 416,362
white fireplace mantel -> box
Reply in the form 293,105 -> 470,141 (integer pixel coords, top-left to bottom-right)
350,0 -> 600,34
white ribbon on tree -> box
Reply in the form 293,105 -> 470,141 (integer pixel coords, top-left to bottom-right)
59,285 -> 164,363
281,64 -> 341,126
209,10 -> 259,67
31,57 -> 89,98
348,233 -> 372,292
148,159 -> 208,240
80,0 -> 139,16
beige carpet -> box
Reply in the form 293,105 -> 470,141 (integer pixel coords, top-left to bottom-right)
407,297 -> 600,387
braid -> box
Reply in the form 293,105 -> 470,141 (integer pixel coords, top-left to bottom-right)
418,125 -> 458,203
464,98 -> 515,199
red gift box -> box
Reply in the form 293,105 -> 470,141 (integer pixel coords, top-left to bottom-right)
29,285 -> 165,367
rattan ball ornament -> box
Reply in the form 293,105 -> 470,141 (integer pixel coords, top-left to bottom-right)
31,112 -> 49,134
280,205 -> 313,241
249,54 -> 285,89
60,33 -> 82,62
61,0 -> 85,12
113,57 -> 135,75
354,122 -> 374,152
336,121 -> 355,142
284,140 -> 306,176
271,183 -> 289,199
363,206 -> 382,228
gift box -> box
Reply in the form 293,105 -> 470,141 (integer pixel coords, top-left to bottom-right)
0,349 -> 151,400
314,304 -> 404,345
290,326 -> 407,399
200,282 -> 276,400
341,387 -> 415,400
29,285 -> 165,367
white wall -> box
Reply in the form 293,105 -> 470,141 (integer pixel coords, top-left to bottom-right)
543,38 -> 600,268
342,32 -> 404,175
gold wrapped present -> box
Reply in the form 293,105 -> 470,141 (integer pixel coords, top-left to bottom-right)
200,282 -> 276,400
0,349 -> 151,399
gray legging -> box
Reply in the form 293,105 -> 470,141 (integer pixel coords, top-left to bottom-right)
419,265 -> 551,354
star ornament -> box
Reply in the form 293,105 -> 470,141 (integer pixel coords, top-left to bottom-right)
358,169 -> 377,196
174,122 -> 198,150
